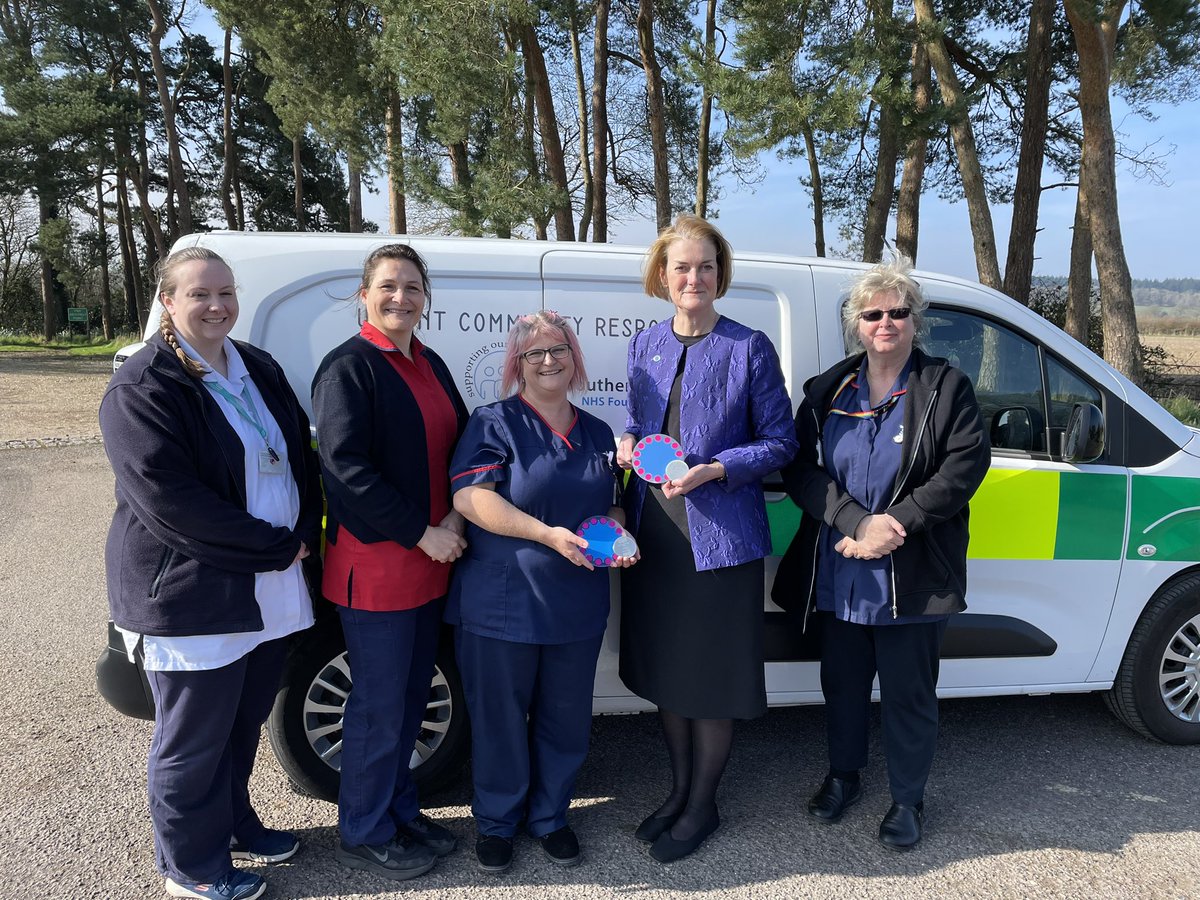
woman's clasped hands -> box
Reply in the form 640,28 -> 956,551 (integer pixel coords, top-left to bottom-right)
834,513 -> 906,560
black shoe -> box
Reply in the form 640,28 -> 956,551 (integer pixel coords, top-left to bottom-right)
648,812 -> 720,863
807,775 -> 862,824
475,835 -> 514,873
335,836 -> 437,881
399,813 -> 457,857
634,810 -> 680,844
539,826 -> 581,867
879,802 -> 923,850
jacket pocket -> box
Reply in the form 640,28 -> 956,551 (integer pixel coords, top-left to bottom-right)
148,547 -> 176,599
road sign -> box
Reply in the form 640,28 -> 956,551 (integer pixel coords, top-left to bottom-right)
66,307 -> 89,323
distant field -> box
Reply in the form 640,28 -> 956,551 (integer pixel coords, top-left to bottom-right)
1143,332 -> 1200,373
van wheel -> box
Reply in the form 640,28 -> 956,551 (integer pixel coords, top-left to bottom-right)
267,624 -> 470,802
1105,574 -> 1200,744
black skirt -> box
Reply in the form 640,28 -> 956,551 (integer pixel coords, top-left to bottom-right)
619,485 -> 766,720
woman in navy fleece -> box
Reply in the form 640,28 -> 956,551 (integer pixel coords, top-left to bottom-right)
100,248 -> 322,900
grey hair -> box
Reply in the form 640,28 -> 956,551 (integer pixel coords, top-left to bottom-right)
841,256 -> 927,350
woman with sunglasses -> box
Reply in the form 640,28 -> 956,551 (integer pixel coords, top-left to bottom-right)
775,258 -> 989,850
447,311 -> 635,873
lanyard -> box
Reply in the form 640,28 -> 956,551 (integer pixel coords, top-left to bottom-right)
826,372 -> 906,420
205,380 -> 280,462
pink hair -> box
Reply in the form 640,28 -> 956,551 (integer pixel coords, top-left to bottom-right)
500,310 -> 589,397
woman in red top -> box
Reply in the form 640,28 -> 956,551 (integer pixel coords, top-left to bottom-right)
311,245 -> 469,882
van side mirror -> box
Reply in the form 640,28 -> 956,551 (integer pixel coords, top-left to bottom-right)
1062,403 -> 1104,463
990,407 -> 1034,452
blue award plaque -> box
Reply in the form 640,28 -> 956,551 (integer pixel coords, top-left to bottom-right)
632,433 -> 687,484
576,516 -> 639,567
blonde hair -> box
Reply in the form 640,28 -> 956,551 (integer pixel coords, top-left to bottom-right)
501,310 -> 588,397
642,214 -> 734,301
156,247 -> 233,378
842,256 -> 927,350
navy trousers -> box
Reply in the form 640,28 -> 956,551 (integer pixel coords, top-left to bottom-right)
337,600 -> 442,847
820,615 -> 949,806
145,637 -> 287,883
457,630 -> 603,838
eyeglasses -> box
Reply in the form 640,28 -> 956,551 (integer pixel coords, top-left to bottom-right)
520,344 -> 572,365
859,307 -> 913,322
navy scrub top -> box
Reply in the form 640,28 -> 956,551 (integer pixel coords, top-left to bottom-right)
446,395 -> 621,644
816,358 -> 946,626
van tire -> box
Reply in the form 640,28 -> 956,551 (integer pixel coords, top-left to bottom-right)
1104,574 -> 1200,744
267,624 -> 470,802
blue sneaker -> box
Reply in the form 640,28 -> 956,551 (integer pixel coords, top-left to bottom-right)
165,870 -> 266,900
230,828 -> 300,864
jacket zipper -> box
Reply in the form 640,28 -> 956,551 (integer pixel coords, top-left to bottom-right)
802,404 -> 824,633
886,387 -> 937,618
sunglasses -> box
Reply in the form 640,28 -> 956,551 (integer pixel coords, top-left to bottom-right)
859,307 -> 913,322
520,343 -> 572,365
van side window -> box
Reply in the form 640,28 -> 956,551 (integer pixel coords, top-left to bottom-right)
926,306 -> 1099,459
1046,353 -> 1103,451
923,307 -> 1049,454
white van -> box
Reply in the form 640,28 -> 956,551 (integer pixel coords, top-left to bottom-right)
97,231 -> 1200,800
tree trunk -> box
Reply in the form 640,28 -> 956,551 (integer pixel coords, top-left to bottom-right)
914,0 -> 1002,290
695,0 -> 717,218
637,0 -> 671,230
803,122 -> 826,257
115,159 -> 142,330
387,88 -> 407,234
568,6 -> 593,241
37,191 -> 59,341
348,160 -> 363,232
145,0 -> 193,237
128,74 -> 168,259
863,101 -> 899,263
591,0 -> 610,242
220,27 -> 239,230
1064,0 -> 1143,384
95,162 -> 114,340
520,23 -> 575,241
293,133 -> 305,231
1002,0 -> 1054,305
518,53 -> 549,242
896,39 -> 931,262
1065,173 -> 1093,345
448,141 -> 481,236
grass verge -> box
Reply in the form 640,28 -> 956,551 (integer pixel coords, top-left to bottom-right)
1157,394 -> 1200,427
0,333 -> 139,357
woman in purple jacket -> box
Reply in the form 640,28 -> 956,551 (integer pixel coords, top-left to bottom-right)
616,215 -> 797,862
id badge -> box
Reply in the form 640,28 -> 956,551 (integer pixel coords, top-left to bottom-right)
259,449 -> 284,474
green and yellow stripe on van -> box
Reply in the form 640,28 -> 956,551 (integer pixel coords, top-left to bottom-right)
766,469 -> 1200,564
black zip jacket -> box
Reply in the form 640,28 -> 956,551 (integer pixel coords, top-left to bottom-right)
772,348 -> 990,620
311,335 -> 469,550
101,334 -> 323,636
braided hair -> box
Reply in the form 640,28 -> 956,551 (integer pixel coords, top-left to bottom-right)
156,247 -> 231,378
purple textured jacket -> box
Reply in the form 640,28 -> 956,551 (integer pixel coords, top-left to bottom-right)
623,315 -> 798,571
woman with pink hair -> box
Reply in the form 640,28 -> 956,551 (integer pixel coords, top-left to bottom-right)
447,310 -> 636,873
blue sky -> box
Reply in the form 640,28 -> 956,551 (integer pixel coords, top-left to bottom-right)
191,5 -> 1198,284
594,97 -> 1200,282
359,94 -> 1200,283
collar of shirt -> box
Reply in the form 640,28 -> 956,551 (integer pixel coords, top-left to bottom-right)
174,332 -> 249,394
358,321 -> 426,357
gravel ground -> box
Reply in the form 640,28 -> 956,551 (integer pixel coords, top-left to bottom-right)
0,352 -> 111,447
1,355 -> 1198,899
